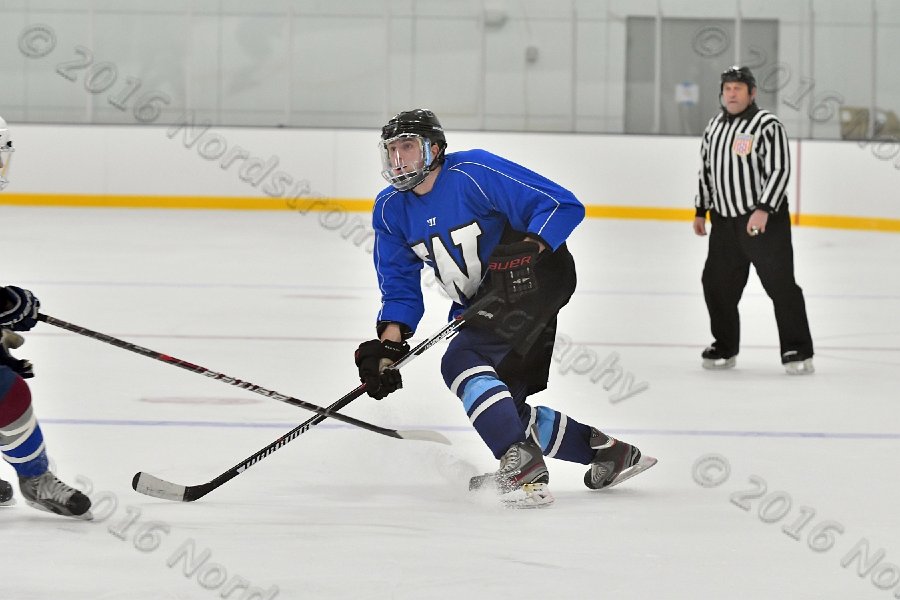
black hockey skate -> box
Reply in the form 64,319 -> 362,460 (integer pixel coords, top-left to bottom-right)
782,351 -> 815,375
469,440 -> 554,508
701,344 -> 736,370
0,477 -> 14,506
584,429 -> 657,490
19,471 -> 93,519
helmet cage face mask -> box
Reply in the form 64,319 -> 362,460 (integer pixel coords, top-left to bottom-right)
379,133 -> 435,191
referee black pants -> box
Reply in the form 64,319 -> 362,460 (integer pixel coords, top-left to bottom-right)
702,207 -> 814,361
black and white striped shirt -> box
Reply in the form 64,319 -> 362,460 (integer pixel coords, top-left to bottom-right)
695,107 -> 791,218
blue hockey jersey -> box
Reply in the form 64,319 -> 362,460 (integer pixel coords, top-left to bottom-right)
372,148 -> 585,335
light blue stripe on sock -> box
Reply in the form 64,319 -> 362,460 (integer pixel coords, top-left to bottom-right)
461,375 -> 504,412
535,406 -> 557,452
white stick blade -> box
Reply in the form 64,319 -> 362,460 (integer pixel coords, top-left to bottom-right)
132,472 -> 187,501
396,430 -> 452,445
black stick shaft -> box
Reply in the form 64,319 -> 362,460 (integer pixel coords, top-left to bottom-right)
187,317 -> 465,495
37,313 -> 414,440
128,314 -> 467,501
180,392 -> 360,500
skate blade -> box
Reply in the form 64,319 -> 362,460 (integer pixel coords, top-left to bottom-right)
702,357 -> 736,370
24,500 -> 94,520
499,483 -> 554,509
0,498 -> 16,507
468,472 -> 493,491
785,359 -> 815,375
602,456 -> 658,490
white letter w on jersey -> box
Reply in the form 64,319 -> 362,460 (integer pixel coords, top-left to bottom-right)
411,222 -> 483,304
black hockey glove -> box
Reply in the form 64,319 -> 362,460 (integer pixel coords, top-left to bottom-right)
0,286 -> 41,332
1,329 -> 34,378
354,339 -> 409,400
485,241 -> 540,303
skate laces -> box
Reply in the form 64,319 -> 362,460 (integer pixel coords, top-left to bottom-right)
494,444 -> 528,493
25,472 -> 78,503
498,445 -> 521,474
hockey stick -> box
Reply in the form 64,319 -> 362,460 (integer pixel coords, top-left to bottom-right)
37,313 -> 452,444
130,314 -> 469,501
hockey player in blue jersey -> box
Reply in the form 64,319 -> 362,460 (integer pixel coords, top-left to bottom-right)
354,109 -> 655,507
0,116 -> 92,518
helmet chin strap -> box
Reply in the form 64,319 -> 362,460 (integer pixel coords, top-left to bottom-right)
410,143 -> 446,190
426,144 -> 446,172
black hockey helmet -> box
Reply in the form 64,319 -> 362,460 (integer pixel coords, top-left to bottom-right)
381,109 -> 447,151
379,109 -> 448,191
720,65 -> 756,92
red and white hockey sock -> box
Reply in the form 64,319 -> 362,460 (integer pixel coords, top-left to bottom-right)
0,368 -> 49,478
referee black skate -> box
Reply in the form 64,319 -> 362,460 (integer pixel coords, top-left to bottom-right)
693,66 -> 814,375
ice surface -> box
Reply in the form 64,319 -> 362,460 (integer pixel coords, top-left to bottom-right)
1,206 -> 898,599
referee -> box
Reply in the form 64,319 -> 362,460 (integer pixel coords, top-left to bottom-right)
693,65 -> 814,375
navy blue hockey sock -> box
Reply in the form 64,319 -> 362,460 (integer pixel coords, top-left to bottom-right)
456,374 -> 525,458
531,405 -> 596,464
